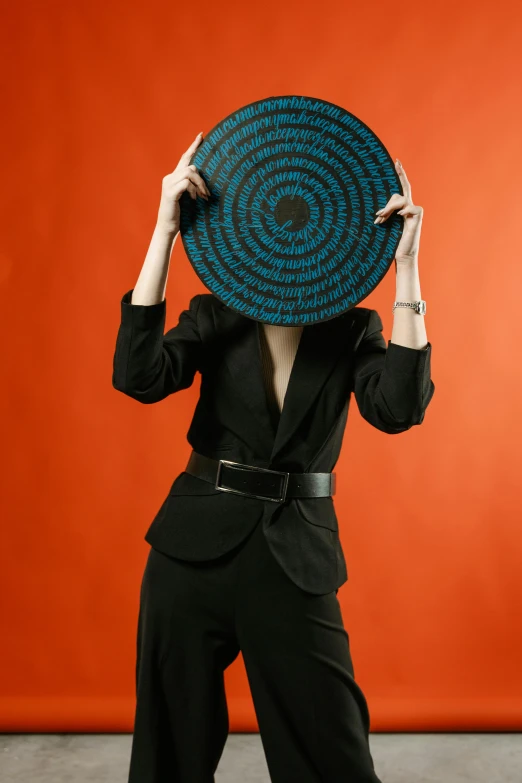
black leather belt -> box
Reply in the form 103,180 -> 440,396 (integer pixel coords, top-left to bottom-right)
185,450 -> 336,503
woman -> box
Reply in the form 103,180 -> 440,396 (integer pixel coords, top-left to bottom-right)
113,131 -> 435,783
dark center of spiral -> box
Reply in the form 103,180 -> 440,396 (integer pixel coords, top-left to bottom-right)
274,195 -> 310,232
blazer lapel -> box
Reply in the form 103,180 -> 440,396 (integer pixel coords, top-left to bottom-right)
215,303 -> 355,463
269,316 -> 355,463
216,306 -> 278,454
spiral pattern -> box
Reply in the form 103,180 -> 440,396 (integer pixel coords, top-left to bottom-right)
180,95 -> 403,325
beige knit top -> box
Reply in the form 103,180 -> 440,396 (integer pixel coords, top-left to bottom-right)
259,323 -> 304,420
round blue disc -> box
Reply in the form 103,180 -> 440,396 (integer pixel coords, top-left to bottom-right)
179,95 -> 403,325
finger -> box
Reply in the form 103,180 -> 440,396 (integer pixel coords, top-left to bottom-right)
395,159 -> 412,200
374,194 -> 408,222
186,181 -> 198,200
172,167 -> 209,199
398,205 -> 423,217
375,193 -> 405,213
187,164 -> 211,197
170,177 -> 199,202
187,170 -> 209,199
177,132 -> 205,167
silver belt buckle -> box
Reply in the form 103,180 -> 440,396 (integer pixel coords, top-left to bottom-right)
215,459 -> 290,502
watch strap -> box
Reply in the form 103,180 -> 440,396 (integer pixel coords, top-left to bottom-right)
393,300 -> 426,315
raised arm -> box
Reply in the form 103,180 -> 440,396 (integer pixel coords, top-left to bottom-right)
112,131 -> 210,404
353,157 -> 435,433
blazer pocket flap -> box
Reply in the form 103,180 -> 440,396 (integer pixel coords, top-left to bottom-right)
294,496 -> 338,531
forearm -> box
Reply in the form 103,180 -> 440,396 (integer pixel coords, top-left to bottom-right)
131,222 -> 179,306
390,258 -> 429,350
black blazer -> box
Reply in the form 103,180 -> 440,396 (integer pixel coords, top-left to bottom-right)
112,289 -> 435,595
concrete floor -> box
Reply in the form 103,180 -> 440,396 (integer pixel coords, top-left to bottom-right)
1,732 -> 521,782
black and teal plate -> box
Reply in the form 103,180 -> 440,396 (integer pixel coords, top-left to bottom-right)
179,95 -> 403,325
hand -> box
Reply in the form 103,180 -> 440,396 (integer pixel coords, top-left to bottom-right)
156,132 -> 211,234
373,159 -> 423,265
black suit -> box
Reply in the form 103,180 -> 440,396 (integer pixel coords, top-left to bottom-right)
112,288 -> 435,595
113,288 -> 435,783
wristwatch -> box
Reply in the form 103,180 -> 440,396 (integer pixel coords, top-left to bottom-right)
392,300 -> 426,315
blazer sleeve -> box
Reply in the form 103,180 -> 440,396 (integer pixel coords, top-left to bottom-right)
112,289 -> 202,404
352,308 -> 435,434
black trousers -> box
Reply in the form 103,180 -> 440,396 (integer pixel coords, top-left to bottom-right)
128,511 -> 382,783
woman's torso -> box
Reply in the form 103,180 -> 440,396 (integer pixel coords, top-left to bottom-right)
259,323 -> 304,421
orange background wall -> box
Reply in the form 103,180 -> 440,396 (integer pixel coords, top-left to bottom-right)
1,0 -> 521,732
